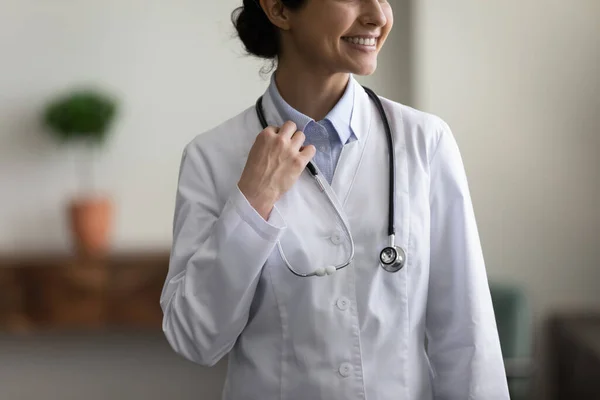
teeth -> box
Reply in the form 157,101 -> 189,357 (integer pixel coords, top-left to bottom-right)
344,37 -> 377,46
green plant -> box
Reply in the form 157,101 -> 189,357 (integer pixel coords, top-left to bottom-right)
43,88 -> 118,144
42,87 -> 119,194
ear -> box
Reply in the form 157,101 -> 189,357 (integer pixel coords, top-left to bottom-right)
259,0 -> 292,31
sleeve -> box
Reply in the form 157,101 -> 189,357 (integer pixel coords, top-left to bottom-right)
160,142 -> 286,367
426,120 -> 510,399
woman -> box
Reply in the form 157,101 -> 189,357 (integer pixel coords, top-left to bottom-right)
160,0 -> 509,399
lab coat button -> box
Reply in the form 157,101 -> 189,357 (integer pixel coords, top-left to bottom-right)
330,231 -> 343,245
336,297 -> 350,311
338,363 -> 352,377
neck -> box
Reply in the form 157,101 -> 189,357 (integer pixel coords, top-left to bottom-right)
274,57 -> 350,122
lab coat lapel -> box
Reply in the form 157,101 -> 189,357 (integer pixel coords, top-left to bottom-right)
344,92 -> 411,272
260,86 -> 353,275
331,81 -> 373,206
260,79 -> 374,220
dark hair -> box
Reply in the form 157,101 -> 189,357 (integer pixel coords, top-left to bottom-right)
231,0 -> 306,59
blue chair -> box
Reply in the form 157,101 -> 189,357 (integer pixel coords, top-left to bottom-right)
490,283 -> 533,400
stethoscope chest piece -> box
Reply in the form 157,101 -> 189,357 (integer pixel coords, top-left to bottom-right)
380,246 -> 406,273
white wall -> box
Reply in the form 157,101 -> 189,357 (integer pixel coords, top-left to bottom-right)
0,0 -> 410,253
413,0 -> 600,397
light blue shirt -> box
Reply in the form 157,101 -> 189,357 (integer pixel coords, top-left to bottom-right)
268,74 -> 357,184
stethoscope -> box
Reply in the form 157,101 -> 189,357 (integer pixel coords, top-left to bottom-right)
255,86 -> 406,277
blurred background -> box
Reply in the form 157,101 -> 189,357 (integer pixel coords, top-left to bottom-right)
0,0 -> 598,399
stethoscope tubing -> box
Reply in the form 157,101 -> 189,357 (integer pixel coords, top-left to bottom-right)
255,85 -> 403,277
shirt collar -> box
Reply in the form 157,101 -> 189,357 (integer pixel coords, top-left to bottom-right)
267,74 -> 358,144
325,78 -> 356,145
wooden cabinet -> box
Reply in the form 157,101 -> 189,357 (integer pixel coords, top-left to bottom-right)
0,252 -> 170,334
550,314 -> 600,399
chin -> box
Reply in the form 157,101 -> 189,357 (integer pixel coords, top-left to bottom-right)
350,61 -> 378,76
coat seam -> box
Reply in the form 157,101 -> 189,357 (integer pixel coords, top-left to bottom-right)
266,260 -> 286,400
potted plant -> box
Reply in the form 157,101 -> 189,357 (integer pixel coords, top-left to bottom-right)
42,87 -> 119,257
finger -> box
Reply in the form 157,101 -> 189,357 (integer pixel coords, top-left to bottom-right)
299,144 -> 316,162
278,121 -> 297,139
264,125 -> 280,134
290,130 -> 306,150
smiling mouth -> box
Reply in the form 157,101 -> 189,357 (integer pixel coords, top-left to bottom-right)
342,36 -> 378,47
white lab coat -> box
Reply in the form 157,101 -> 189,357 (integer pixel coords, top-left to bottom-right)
160,77 -> 509,400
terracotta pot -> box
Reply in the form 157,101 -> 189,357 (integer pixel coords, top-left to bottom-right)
68,196 -> 113,257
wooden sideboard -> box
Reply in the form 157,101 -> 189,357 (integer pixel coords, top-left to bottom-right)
0,251 -> 170,334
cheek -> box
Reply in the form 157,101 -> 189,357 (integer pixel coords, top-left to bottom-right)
307,27 -> 342,57
294,7 -> 354,59
313,11 -> 349,45
374,12 -> 393,49
383,6 -> 394,36
302,29 -> 335,56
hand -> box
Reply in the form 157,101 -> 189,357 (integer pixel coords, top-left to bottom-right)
238,121 -> 316,220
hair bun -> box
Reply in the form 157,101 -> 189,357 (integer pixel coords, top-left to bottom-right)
232,1 -> 279,59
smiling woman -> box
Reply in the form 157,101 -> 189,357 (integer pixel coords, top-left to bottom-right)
233,0 -> 392,76
160,0 -> 510,399
231,0 -> 393,123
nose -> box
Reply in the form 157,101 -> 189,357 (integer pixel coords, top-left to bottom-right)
359,0 -> 388,27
